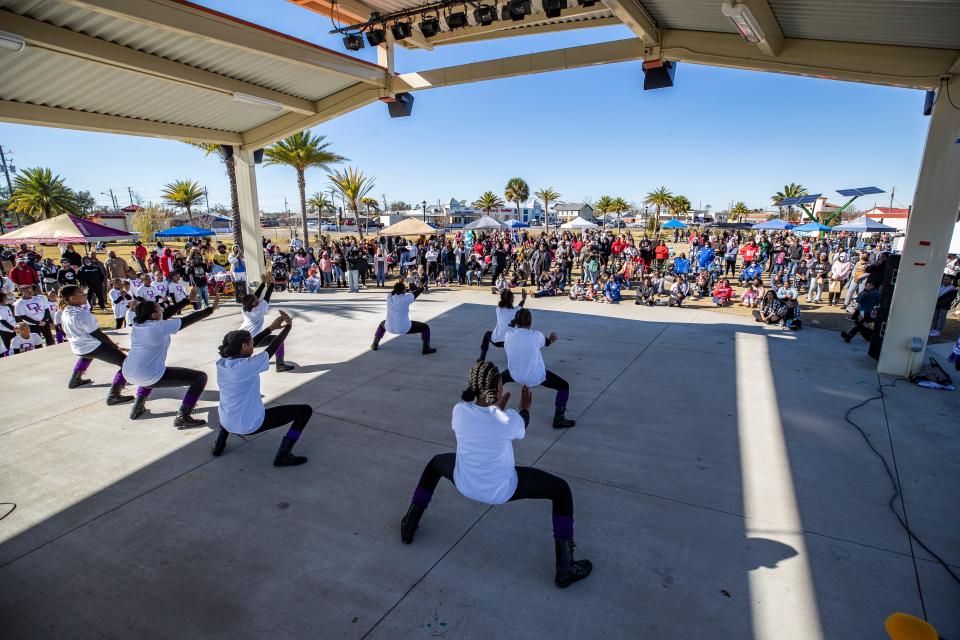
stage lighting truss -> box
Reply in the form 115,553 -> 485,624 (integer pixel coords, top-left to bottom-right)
473,3 -> 498,26
543,0 -> 567,19
445,5 -> 469,30
342,32 -> 364,50
390,21 -> 413,40
418,14 -> 441,37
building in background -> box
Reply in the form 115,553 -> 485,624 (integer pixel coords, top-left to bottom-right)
862,206 -> 910,231
554,203 -> 594,223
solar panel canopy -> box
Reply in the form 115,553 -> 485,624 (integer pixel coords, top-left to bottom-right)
836,187 -> 885,197
780,194 -> 821,206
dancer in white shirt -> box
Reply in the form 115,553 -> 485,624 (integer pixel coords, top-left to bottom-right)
240,274 -> 293,372
371,281 -> 436,354
477,288 -> 526,362
400,360 -> 592,588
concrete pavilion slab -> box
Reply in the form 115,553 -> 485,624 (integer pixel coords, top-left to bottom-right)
0,289 -> 957,639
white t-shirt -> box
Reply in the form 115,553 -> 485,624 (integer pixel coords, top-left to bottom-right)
125,307 -> 136,328
109,288 -> 129,318
0,304 -> 15,331
504,327 -> 547,386
168,281 -> 189,303
240,299 -> 268,336
491,306 -> 519,343
14,297 -> 47,322
122,318 -> 182,386
136,284 -> 160,302
452,402 -> 526,504
385,292 -> 414,334
11,332 -> 43,353
152,281 -> 169,301
61,305 -> 102,355
217,352 -> 269,435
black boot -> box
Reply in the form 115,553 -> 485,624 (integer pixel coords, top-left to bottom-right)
554,538 -> 592,588
174,406 -> 206,428
212,428 -> 229,456
106,383 -> 134,406
275,361 -> 295,372
68,370 -> 92,389
273,436 -> 307,467
129,395 -> 148,420
552,407 -> 576,429
422,341 -> 437,355
401,503 -> 426,544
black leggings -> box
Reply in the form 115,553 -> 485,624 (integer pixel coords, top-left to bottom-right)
80,341 -> 126,368
418,452 -> 573,517
251,404 -> 312,435
0,330 -> 12,354
140,366 -> 208,406
501,368 -> 570,408
478,330 -> 504,359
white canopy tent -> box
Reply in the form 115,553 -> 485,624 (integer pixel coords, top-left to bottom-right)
561,216 -> 599,230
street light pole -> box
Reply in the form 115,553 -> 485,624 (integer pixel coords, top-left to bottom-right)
0,145 -> 19,226
422,200 -> 427,224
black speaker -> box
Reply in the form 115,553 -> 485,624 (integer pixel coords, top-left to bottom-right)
923,90 -> 935,116
643,61 -> 676,91
219,144 -> 233,159
868,254 -> 900,360
253,148 -> 264,164
387,92 -> 414,118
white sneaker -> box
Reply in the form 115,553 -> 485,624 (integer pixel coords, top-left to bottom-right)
929,330 -> 940,337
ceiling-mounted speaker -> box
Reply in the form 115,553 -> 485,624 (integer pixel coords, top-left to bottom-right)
387,92 -> 414,118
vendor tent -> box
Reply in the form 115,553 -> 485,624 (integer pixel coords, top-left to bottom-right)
465,216 -> 505,230
792,222 -> 833,234
560,216 -> 599,229
0,213 -> 136,244
832,216 -> 898,233
752,219 -> 795,230
661,219 -> 688,229
378,217 -> 437,236
156,225 -> 215,238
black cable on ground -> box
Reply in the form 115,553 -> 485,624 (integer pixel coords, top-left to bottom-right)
0,503 -> 16,522
843,378 -> 960,621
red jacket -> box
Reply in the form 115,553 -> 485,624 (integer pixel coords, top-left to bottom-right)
134,245 -> 148,262
654,245 -> 669,260
739,244 -> 758,262
712,284 -> 734,299
10,264 -> 38,286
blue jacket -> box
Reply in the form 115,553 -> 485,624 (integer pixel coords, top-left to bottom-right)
697,248 -> 715,269
604,280 -> 622,301
673,257 -> 690,274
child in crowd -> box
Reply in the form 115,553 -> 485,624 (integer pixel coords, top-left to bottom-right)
167,272 -> 190,306
45,288 -> 65,343
109,279 -> 132,329
781,298 -> 802,330
740,283 -> 760,308
568,278 -> 586,301
10,322 -> 43,354
435,269 -> 450,287
288,267 -> 305,292
304,269 -> 322,293
668,275 -> 689,307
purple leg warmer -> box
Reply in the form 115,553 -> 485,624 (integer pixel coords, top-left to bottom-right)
374,323 -> 386,340
421,326 -> 430,342
74,358 -> 92,373
552,514 -> 575,539
276,341 -> 285,361
285,427 -> 301,441
112,370 -> 126,386
411,486 -> 433,507
136,386 -> 153,398
182,392 -> 200,409
555,389 -> 570,409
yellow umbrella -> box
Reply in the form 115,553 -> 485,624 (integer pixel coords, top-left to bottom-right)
377,217 -> 438,237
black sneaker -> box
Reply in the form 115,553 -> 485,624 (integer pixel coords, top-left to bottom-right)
273,452 -> 308,467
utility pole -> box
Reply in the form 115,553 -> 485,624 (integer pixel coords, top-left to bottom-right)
888,186 -> 895,213
204,186 -> 210,214
126,186 -> 135,206
108,189 -> 120,213
0,145 -> 19,226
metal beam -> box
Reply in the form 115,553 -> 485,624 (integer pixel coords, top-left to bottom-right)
428,6 -> 613,46
434,16 -> 621,46
242,83 -> 381,150
57,0 -> 386,85
2,10 -> 317,116
285,0 -> 432,50
734,0 -> 784,57
0,100 -> 243,145
601,0 -> 659,45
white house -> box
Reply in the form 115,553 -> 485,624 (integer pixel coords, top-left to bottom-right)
861,206 -> 910,232
554,203 -> 594,223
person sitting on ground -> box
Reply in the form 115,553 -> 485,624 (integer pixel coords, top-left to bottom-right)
738,261 -> 763,285
534,270 -> 558,299
568,278 -> 586,301
635,276 -> 657,306
841,281 -> 881,343
740,282 -> 760,308
752,290 -> 784,324
780,298 -> 802,330
777,279 -> 799,301
603,275 -> 622,303
668,274 -> 689,308
693,271 -> 710,299
711,278 -> 735,307
672,253 -> 691,277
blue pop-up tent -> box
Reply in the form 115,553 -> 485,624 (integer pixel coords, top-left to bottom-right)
155,224 -> 215,237
752,219 -> 795,230
504,219 -> 530,228
792,222 -> 832,234
661,219 -> 687,229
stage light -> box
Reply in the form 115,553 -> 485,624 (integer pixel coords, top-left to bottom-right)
418,16 -> 441,37
391,21 -> 413,40
446,10 -> 469,30
577,0 -> 598,6
473,4 -> 498,25
503,0 -> 531,21
0,30 -> 25,52
366,27 -> 387,46
543,0 -> 566,19
642,60 -> 676,91
721,1 -> 764,44
342,33 -> 364,51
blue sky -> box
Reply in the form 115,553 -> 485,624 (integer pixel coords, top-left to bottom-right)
0,0 -> 927,214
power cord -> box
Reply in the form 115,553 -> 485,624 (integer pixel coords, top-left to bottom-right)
844,378 -> 960,619
0,502 -> 15,522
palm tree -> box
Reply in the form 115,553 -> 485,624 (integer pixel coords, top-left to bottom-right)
473,191 -> 504,215
669,195 -> 691,218
504,177 -> 530,223
161,179 -> 205,223
644,186 -> 673,235
328,167 -> 375,240
610,196 -> 630,229
307,192 -> 333,216
186,141 -> 242,249
534,187 -> 559,231
730,201 -> 750,222
265,131 -> 347,248
9,167 -> 77,220
360,196 -> 380,232
772,182 -> 808,221
594,195 -> 614,226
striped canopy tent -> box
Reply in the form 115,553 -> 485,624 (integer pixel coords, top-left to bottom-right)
377,217 -> 438,236
0,214 -> 136,244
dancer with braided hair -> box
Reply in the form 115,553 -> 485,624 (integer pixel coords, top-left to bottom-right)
57,284 -> 133,405
212,310 -> 313,466
371,281 -> 436,354
400,360 -> 592,588
240,273 -> 294,372
477,288 -> 526,362
502,307 -> 576,429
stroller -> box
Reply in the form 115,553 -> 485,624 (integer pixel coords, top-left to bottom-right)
271,255 -> 290,291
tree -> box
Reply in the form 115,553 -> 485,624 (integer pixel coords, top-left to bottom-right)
610,196 -> 630,228
594,195 -> 614,225
360,196 -> 380,231
389,200 -> 412,212
73,190 -> 97,218
161,179 -> 205,223
265,131 -> 346,248
772,182 -> 808,221
730,201 -> 750,222
668,195 -> 691,218
328,166 -> 374,240
473,191 -> 504,215
307,192 -> 333,217
534,187 -> 559,231
130,203 -> 169,240
9,167 -> 77,220
186,141 -> 242,249
504,177 -> 529,223
644,187 -> 673,235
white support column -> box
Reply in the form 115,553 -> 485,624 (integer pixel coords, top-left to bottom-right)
232,147 -> 266,287
878,74 -> 960,376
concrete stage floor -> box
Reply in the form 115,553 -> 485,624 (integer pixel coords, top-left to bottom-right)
0,289 -> 957,639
